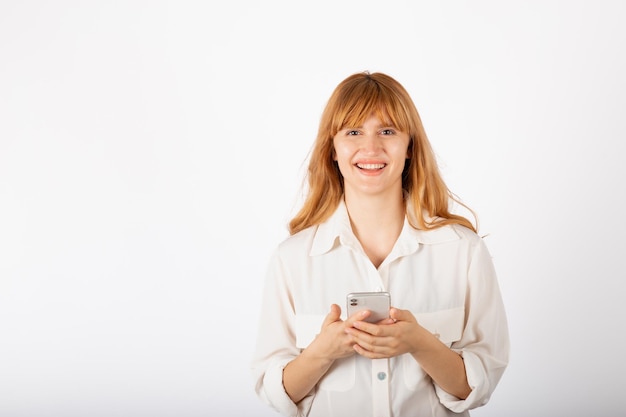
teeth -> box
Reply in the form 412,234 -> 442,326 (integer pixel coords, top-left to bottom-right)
357,163 -> 385,169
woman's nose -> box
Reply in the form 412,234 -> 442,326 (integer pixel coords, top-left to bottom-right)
360,134 -> 382,153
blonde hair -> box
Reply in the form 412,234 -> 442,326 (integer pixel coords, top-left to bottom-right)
288,71 -> 476,235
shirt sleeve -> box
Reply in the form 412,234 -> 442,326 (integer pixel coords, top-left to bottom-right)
436,236 -> 510,412
250,248 -> 316,417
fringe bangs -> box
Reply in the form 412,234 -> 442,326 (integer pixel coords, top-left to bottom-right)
328,80 -> 411,136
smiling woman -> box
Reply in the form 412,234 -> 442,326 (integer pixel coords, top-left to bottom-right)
288,72 -> 478,237
251,71 -> 510,417
333,115 -> 410,200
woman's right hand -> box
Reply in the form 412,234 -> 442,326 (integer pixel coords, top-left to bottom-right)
305,303 -> 367,362
283,303 -> 369,403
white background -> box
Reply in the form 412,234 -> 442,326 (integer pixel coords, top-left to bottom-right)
1,1 -> 625,416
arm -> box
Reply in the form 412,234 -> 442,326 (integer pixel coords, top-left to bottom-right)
252,242 -> 367,415
408,321 -> 471,399
283,305 -> 370,403
251,251 -> 305,416
346,308 -> 471,399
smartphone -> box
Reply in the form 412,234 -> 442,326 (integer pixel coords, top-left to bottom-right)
346,292 -> 390,323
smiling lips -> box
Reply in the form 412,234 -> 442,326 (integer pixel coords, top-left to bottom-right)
356,163 -> 386,170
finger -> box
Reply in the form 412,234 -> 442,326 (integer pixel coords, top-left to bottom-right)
322,304 -> 342,327
346,309 -> 371,325
353,343 -> 372,357
389,307 -> 415,323
353,340 -> 388,359
352,320 -> 383,336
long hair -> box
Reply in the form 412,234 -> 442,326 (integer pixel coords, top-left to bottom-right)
288,71 -> 476,235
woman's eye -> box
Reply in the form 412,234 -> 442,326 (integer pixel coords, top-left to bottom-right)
346,130 -> 360,136
381,129 -> 395,135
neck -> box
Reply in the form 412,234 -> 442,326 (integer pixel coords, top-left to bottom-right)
344,190 -> 405,227
343,189 -> 406,268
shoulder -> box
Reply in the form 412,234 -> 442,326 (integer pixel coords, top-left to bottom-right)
448,224 -> 491,255
409,221 -> 481,247
447,224 -> 497,269
274,225 -> 318,257
449,223 -> 481,243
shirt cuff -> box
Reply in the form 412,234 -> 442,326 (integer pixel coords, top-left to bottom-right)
261,359 -> 315,417
435,350 -> 490,413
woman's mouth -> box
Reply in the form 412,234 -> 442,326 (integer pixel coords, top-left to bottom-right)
356,163 -> 386,170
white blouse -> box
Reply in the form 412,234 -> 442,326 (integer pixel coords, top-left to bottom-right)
251,201 -> 509,417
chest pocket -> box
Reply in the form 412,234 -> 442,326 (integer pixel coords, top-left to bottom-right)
295,314 -> 325,349
295,314 -> 356,392
402,306 -> 465,390
415,306 -> 465,345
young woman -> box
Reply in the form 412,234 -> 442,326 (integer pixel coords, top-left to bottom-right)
251,72 -> 509,417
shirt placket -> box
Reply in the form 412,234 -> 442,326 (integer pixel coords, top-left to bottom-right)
376,263 -> 390,292
369,264 -> 391,416
371,358 -> 391,417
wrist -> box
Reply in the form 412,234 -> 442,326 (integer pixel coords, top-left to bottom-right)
410,327 -> 443,358
301,344 -> 335,369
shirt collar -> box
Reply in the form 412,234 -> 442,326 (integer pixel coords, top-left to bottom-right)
310,199 -> 356,256
310,198 -> 461,257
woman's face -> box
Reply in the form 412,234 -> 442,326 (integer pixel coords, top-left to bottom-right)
333,113 -> 410,199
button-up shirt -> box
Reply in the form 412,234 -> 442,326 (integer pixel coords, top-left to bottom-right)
251,201 -> 509,417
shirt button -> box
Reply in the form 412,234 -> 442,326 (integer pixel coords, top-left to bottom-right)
377,372 -> 386,381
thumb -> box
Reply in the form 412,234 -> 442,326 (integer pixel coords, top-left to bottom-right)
389,307 -> 411,323
322,304 -> 342,327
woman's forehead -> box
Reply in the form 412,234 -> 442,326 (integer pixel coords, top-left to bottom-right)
340,112 -> 393,127
339,106 -> 401,129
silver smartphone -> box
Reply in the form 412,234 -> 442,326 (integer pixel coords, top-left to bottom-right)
346,291 -> 390,323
